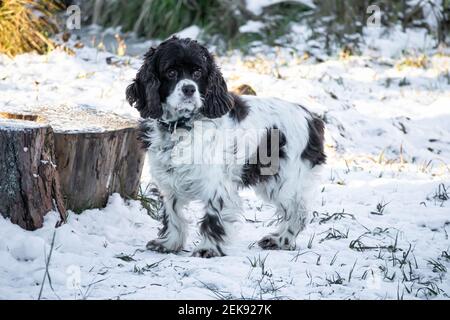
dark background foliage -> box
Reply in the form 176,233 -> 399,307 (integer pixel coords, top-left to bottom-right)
69,0 -> 448,51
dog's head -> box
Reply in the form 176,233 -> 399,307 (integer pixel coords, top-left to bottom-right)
126,37 -> 233,121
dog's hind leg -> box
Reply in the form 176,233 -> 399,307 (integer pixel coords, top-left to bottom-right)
256,161 -> 317,251
258,198 -> 308,250
146,194 -> 188,253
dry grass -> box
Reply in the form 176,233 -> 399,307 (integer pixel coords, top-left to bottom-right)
396,54 -> 429,70
0,0 -> 61,57
0,111 -> 43,122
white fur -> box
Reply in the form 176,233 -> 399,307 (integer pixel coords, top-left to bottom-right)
163,79 -> 202,121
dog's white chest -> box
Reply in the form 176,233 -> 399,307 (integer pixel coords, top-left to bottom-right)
148,123 -> 236,197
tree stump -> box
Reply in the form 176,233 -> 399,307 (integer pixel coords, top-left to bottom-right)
53,127 -> 144,213
0,106 -> 146,230
0,117 -> 67,230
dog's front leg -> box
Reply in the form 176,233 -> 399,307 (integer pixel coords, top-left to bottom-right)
193,190 -> 241,258
146,194 -> 188,253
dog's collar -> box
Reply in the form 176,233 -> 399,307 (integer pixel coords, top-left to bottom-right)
157,117 -> 193,133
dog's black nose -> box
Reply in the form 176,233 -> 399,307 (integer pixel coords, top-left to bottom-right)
182,84 -> 196,97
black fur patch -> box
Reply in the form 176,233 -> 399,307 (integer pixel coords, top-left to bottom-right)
241,126 -> 287,187
171,197 -> 177,213
199,214 -> 226,242
137,120 -> 153,149
228,94 -> 250,122
157,207 -> 169,238
216,245 -> 225,256
301,116 -> 326,167
218,197 -> 224,211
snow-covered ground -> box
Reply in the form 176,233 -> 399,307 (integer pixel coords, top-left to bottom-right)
0,26 -> 449,300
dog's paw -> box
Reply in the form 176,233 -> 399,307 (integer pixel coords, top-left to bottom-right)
257,235 -> 281,250
146,239 -> 179,253
258,235 -> 296,251
192,247 -> 225,258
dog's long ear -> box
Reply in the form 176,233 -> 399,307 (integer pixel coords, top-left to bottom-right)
201,49 -> 234,119
126,48 -> 162,119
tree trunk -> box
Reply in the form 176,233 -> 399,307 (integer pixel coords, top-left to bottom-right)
0,119 -> 67,230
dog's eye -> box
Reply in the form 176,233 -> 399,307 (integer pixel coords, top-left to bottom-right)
192,70 -> 202,80
167,70 -> 177,79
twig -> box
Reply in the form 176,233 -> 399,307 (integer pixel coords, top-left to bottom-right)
38,229 -> 57,300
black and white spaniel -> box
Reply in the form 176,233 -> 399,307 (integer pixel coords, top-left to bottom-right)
126,37 -> 326,258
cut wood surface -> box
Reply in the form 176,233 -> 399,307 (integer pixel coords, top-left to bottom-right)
0,105 -> 145,229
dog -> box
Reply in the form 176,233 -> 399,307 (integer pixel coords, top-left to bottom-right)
126,37 -> 326,258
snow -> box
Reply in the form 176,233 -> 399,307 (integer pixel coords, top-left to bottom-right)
0,118 -> 48,131
36,104 -> 139,133
412,0 -> 443,31
0,25 -> 449,299
362,25 -> 437,59
175,25 -> 202,40
0,48 -> 140,119
245,0 -> 316,15
239,21 -> 266,34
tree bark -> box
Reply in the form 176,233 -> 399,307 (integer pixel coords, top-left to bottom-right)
0,120 -> 67,230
